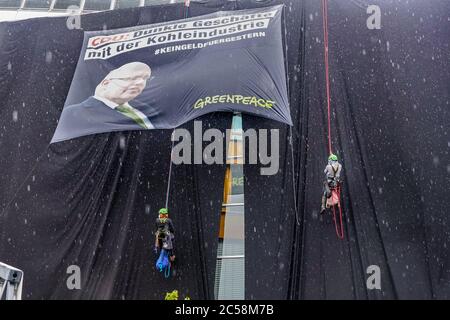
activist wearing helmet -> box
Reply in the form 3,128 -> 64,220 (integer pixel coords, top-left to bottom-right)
328,154 -> 338,161
154,207 -> 175,261
159,208 -> 168,220
321,153 -> 343,213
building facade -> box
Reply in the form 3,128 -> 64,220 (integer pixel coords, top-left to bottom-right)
0,0 -> 183,21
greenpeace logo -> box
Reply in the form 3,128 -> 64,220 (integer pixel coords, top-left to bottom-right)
194,95 -> 275,109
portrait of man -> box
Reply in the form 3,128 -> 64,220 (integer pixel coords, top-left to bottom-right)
52,62 -> 154,143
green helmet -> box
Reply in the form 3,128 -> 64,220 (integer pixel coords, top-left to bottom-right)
328,154 -> 338,161
159,208 -> 168,214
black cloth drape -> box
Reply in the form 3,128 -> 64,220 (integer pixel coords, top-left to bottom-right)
1,0 -> 449,299
0,3 -> 232,300
243,0 -> 449,299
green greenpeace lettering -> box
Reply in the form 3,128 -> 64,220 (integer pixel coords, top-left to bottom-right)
194,94 -> 275,109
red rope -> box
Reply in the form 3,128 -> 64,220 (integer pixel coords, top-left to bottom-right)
331,186 -> 344,239
322,0 -> 332,155
322,0 -> 344,239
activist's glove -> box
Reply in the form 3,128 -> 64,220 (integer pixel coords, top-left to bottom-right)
153,246 -> 159,254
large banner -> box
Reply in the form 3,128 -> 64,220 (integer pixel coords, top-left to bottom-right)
51,5 -> 291,143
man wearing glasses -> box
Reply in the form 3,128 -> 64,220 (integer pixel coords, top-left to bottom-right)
52,62 -> 155,143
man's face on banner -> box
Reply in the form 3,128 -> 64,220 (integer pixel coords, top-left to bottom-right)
100,62 -> 151,105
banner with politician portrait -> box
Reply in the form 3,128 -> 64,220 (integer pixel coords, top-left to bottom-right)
51,5 -> 292,143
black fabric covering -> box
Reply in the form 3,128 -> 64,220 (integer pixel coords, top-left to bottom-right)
0,0 -> 449,300
0,4 -> 232,299
243,0 -> 449,299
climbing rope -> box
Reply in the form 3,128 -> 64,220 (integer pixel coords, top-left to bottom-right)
331,186 -> 344,239
164,0 -> 191,209
184,0 -> 190,19
0,145 -> 50,220
321,0 -> 345,239
158,1 -> 191,277
322,0 -> 332,156
165,130 -> 176,209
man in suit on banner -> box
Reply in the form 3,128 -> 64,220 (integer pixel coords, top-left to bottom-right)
52,62 -> 154,143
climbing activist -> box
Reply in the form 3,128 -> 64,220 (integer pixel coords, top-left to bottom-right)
154,208 -> 175,262
320,154 -> 343,213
